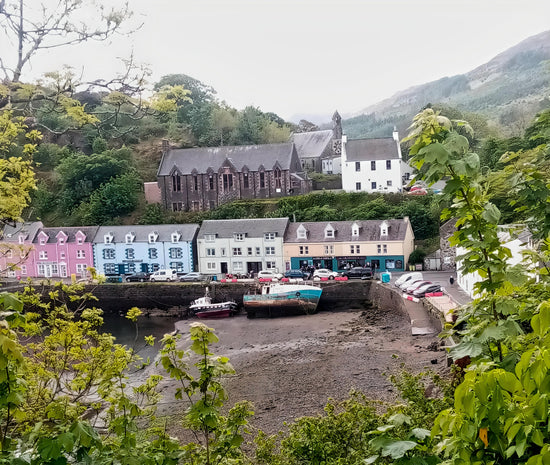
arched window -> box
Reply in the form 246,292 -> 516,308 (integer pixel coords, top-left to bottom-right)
274,168 -> 282,189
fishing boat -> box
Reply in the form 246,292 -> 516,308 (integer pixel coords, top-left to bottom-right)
189,288 -> 238,318
243,282 -> 322,318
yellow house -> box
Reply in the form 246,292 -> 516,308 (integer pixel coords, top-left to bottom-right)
283,218 -> 414,273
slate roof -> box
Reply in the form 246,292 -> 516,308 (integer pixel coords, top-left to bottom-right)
345,137 -> 400,161
1,221 -> 43,242
291,130 -> 333,160
284,219 -> 411,243
198,218 -> 289,239
94,224 -> 199,243
34,226 -> 100,244
157,143 -> 298,176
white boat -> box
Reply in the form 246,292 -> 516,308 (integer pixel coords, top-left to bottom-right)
189,288 -> 238,318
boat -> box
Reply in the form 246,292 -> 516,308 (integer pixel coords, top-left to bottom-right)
243,282 -> 322,318
189,288 -> 238,318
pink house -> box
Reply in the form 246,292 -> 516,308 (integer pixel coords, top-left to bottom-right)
0,222 -> 43,279
31,226 -> 99,279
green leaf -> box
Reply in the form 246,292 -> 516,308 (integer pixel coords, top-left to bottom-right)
449,341 -> 483,359
381,440 -> 418,459
411,428 -> 431,440
481,202 -> 501,224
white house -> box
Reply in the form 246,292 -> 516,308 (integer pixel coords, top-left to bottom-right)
196,218 -> 289,276
456,225 -> 534,298
341,130 -> 411,193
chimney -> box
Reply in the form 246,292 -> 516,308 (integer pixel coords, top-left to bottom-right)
161,139 -> 170,154
392,126 -> 399,142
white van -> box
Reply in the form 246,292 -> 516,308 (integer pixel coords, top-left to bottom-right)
149,269 -> 178,282
394,271 -> 423,289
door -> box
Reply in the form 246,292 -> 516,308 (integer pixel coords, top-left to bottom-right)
221,262 -> 228,274
59,264 -> 67,278
371,259 -> 381,272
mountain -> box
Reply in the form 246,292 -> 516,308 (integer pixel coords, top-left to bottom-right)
343,30 -> 550,139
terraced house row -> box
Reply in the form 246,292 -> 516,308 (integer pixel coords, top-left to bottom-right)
0,217 -> 414,279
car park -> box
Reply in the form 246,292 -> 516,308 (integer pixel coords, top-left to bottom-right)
394,271 -> 423,288
342,266 -> 373,279
405,280 -> 432,294
257,269 -> 284,280
313,268 -> 340,280
179,272 -> 205,282
149,269 -> 178,282
413,283 -> 442,298
284,269 -> 310,280
398,278 -> 423,291
125,272 -> 151,282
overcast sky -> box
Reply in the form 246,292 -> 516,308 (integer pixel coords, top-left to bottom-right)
15,0 -> 550,122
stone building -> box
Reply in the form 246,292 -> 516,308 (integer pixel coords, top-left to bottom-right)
439,218 -> 458,271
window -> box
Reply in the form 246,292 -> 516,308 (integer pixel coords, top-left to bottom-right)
266,261 -> 276,269
126,248 -> 135,259
37,264 -> 45,275
59,239 -> 65,245
371,181 -> 377,190
299,246 -> 309,255
352,224 -> 360,237
221,248 -> 226,256
223,173 -> 233,191
205,234 -> 216,242
172,202 -> 183,212
243,172 -> 249,189
169,262 -> 182,271
383,244 -> 388,253
171,232 -> 180,243
247,247 -> 253,255
355,182 -> 361,191
234,233 -> 244,241
207,262 -> 216,270
104,263 -> 117,274
233,261 -> 243,271
209,175 -> 215,190
39,251 -> 47,260
103,249 -> 115,259
232,248 -> 242,256
127,263 -> 136,273
60,252 -> 66,259
324,245 -> 334,255
77,237 -> 83,245
255,247 -> 261,255
265,247 -> 275,255
377,244 -> 381,254
21,265 -> 27,275
274,168 -> 282,189
76,250 -> 85,259
396,260 -> 403,269
386,259 -> 395,269
76,264 -> 87,276
148,233 -> 157,243
51,264 -> 58,275
193,175 -> 198,191
169,248 -> 183,259
355,161 -> 361,172
192,201 -> 200,211
18,236 -> 24,244
259,171 -> 265,188
39,237 -> 46,245
386,160 -> 391,170
297,226 -> 307,239
148,248 -> 158,259
387,180 -> 392,187
371,160 -> 376,170
209,200 -> 216,210
206,248 -> 216,256
350,245 -> 360,254
325,228 -> 334,238
264,232 -> 275,240
172,174 -> 181,192
125,233 -> 134,244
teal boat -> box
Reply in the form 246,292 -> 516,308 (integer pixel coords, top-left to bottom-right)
243,283 -> 322,318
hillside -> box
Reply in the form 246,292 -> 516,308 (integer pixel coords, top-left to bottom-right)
343,30 -> 550,139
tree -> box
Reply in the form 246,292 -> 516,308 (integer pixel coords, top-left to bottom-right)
0,0 -> 134,82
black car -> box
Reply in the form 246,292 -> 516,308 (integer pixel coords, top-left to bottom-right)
125,272 -> 151,282
342,267 -> 373,279
284,269 -> 310,279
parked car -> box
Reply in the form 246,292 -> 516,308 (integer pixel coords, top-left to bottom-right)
125,272 -> 151,282
405,280 -> 432,294
149,269 -> 178,282
394,271 -> 423,288
284,269 -> 310,280
342,266 -> 373,279
313,268 -> 340,280
413,283 -> 442,298
179,272 -> 205,282
257,269 -> 283,280
398,278 -> 424,291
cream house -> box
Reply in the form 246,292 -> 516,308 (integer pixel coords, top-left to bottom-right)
196,218 -> 289,276
283,218 -> 415,273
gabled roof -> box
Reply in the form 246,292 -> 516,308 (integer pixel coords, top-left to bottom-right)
198,218 -> 289,239
33,226 -> 100,244
1,221 -> 43,243
158,143 -> 298,176
345,137 -> 400,161
284,219 -> 411,242
291,130 -> 334,160
94,224 -> 199,243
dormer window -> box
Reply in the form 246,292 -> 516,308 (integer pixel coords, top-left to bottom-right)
18,235 -> 25,244
324,224 -> 335,239
380,221 -> 389,236
171,232 -> 181,243
125,232 -> 135,244
297,224 -> 307,239
38,232 -> 47,245
351,222 -> 360,237
234,233 -> 245,241
59,238 -> 65,245
104,233 -> 113,244
148,232 -> 158,243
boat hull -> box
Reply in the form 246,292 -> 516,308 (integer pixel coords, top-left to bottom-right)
190,302 -> 238,319
243,284 -> 322,317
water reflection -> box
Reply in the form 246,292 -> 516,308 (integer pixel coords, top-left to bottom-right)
101,312 -> 181,361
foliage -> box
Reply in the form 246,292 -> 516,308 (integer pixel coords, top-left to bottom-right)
408,249 -> 426,265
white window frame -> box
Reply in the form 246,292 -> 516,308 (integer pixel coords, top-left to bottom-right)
234,233 -> 245,241
264,232 -> 276,241
265,247 -> 275,255
266,261 -> 276,269
207,262 -> 216,270
76,250 -> 85,259
232,247 -> 242,256
39,251 -> 47,260
205,234 -> 216,242
206,248 -> 216,256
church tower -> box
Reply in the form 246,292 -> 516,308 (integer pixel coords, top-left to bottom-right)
332,110 -> 342,155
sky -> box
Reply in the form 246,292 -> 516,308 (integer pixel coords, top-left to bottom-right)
9,0 -> 550,123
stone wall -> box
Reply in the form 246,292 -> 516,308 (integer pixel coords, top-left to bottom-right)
439,218 -> 457,271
